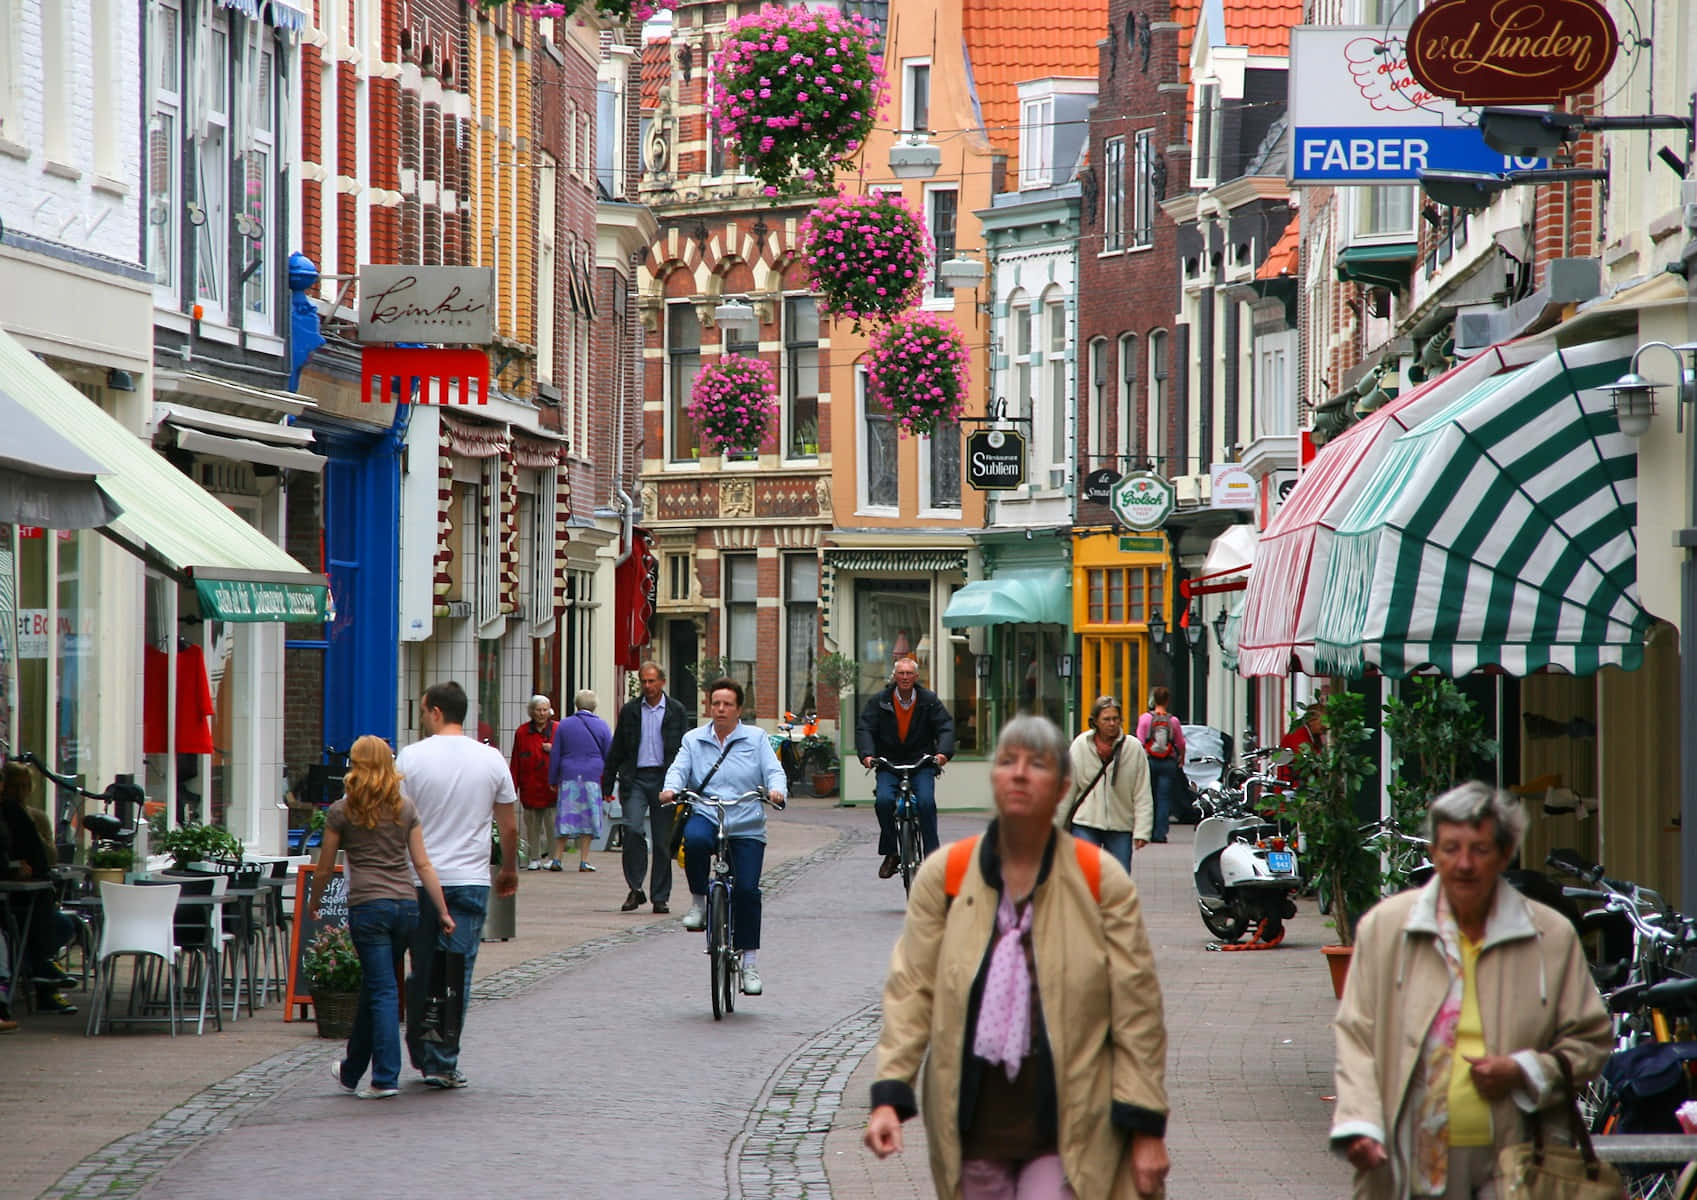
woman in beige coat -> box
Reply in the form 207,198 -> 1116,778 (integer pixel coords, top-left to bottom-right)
1331,782 -> 1611,1199
1058,697 -> 1152,873
864,714 -> 1170,1198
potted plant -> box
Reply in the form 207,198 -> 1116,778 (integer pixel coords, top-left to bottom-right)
797,191 -> 932,332
686,356 -> 780,458
88,846 -> 134,887
302,924 -> 362,1039
1382,678 -> 1497,881
709,5 -> 886,197
154,822 -> 245,871
865,312 -> 971,437
1282,690 -> 1379,995
804,735 -> 841,798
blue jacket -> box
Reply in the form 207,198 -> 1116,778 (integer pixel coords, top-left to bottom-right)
663,721 -> 786,842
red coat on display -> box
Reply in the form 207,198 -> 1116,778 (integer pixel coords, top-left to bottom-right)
510,719 -> 558,810
143,643 -> 215,754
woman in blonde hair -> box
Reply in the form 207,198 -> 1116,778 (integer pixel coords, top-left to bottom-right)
310,735 -> 455,1099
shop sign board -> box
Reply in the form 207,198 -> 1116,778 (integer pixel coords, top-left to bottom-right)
1109,470 -> 1176,531
1407,0 -> 1618,106
1209,463 -> 1257,510
15,609 -> 92,659
358,265 -> 495,344
1081,468 -> 1119,503
966,429 -> 1027,490
1289,27 -> 1549,183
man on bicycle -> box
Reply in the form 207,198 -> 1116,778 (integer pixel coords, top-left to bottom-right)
855,657 -> 954,879
660,678 -> 786,995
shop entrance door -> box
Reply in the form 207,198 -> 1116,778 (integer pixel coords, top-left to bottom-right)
1079,635 -> 1145,729
668,620 -> 698,715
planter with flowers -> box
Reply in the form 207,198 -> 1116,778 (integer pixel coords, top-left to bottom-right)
687,356 -> 780,458
303,924 -> 363,1039
865,312 -> 970,438
798,191 -> 933,332
710,5 -> 886,197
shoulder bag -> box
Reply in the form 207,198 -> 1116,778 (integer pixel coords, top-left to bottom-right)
1063,736 -> 1124,830
1496,1050 -> 1622,1200
665,736 -> 738,862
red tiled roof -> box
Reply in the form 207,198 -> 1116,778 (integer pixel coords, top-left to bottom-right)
1225,0 -> 1304,57
1256,221 -> 1298,281
641,37 -> 670,113
1173,0 -> 1201,86
962,0 -> 1108,166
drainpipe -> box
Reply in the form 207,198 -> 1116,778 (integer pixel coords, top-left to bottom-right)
1682,227 -> 1697,914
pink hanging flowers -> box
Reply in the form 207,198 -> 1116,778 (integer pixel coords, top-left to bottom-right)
797,191 -> 933,333
686,356 -> 780,456
710,5 -> 887,197
865,312 -> 970,439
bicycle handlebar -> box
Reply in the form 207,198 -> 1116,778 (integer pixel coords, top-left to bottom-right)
870,755 -> 939,774
665,787 -> 783,810
8,749 -> 115,801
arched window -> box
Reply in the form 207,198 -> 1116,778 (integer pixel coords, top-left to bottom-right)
1088,338 -> 1110,465
1148,329 -> 1170,474
1117,333 -> 1139,463
667,301 -> 701,461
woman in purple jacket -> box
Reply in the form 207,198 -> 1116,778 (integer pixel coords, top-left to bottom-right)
549,690 -> 614,872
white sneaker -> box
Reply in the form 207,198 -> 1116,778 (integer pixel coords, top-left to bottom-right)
682,901 -> 706,931
741,963 -> 763,995
527,860 -> 542,871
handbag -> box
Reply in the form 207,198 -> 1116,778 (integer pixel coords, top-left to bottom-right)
1496,1051 -> 1622,1200
666,738 -> 738,862
409,945 -> 466,1053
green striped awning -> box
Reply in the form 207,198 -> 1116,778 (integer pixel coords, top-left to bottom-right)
823,549 -> 968,573
1312,336 -> 1651,678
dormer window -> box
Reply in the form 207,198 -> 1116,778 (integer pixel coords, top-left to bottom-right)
1020,96 -> 1054,189
1191,81 -> 1221,187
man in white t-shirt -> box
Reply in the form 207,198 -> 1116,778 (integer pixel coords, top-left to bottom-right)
398,681 -> 519,1090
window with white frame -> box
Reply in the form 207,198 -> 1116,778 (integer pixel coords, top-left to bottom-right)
1360,0 -> 1419,21
784,555 -> 819,712
1148,330 -> 1170,473
724,555 -> 758,713
666,552 -> 692,602
1131,129 -> 1156,248
902,59 -> 930,133
536,154 -> 557,385
1010,297 -> 1032,426
1088,337 -> 1109,461
531,473 -> 558,630
1256,330 -> 1296,438
1101,136 -> 1125,251
40,0 -> 68,162
1191,81 -> 1220,187
1118,333 -> 1138,460
924,424 -> 961,511
1353,186 -> 1416,241
238,34 -> 276,333
785,295 -> 820,458
925,185 -> 958,302
0,0 -> 15,141
1044,293 -> 1068,483
596,63 -> 626,195
196,12 -> 232,323
860,365 -> 899,511
1019,96 -> 1053,189
150,0 -> 182,297
668,301 -> 701,461
478,460 -> 501,625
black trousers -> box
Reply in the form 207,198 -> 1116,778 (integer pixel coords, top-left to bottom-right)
620,768 -> 672,904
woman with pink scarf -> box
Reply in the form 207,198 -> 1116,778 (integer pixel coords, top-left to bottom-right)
864,715 -> 1171,1198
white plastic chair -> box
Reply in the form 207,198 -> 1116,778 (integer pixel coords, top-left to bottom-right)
86,882 -> 183,1037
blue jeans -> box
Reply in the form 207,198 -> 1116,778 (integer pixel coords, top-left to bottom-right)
343,898 -> 418,1090
1072,825 -> 1133,874
681,813 -> 764,951
406,884 -> 488,1077
1148,759 -> 1182,842
874,766 -> 940,858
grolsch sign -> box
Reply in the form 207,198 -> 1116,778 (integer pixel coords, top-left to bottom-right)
1406,0 -> 1618,105
967,429 -> 1027,490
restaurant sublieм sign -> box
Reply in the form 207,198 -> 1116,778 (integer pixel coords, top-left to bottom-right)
1406,0 -> 1618,106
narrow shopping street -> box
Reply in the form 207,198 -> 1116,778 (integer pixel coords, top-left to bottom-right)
21,802 -> 1344,1200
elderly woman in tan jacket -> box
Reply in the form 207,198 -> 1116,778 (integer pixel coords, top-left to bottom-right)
1057,696 -> 1152,873
1331,781 -> 1611,1199
864,714 -> 1170,1199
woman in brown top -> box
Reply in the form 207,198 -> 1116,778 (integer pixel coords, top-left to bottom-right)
310,735 -> 454,1099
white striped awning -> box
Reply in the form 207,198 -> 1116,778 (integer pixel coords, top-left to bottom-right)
1310,336 -> 1649,678
1237,337 -> 1547,676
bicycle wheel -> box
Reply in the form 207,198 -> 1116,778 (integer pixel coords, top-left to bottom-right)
709,887 -> 731,1021
898,808 -> 920,896
1674,1161 -> 1697,1200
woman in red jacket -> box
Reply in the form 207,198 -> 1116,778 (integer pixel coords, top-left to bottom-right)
510,696 -> 559,870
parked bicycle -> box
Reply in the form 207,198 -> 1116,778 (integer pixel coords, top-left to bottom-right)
770,711 -> 830,793
664,787 -> 782,1020
870,755 -> 938,896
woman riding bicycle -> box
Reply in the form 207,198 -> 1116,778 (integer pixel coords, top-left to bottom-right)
660,678 -> 786,996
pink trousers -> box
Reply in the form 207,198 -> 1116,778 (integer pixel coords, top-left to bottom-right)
960,1155 -> 1075,1199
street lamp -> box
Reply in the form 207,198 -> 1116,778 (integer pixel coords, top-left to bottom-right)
937,248 -> 986,289
1148,608 -> 1168,653
713,295 -> 758,339
1418,167 -> 1609,212
1604,342 -> 1697,439
1212,606 -> 1229,646
1477,105 -> 1695,172
888,130 -> 941,180
1183,602 -> 1204,649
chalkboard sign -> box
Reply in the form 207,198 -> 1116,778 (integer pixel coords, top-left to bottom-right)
285,863 -> 346,1022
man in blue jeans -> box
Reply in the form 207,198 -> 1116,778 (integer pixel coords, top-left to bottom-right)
398,681 -> 519,1089
855,658 -> 954,879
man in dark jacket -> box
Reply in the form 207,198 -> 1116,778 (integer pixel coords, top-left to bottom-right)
600,662 -> 689,913
855,658 -> 954,879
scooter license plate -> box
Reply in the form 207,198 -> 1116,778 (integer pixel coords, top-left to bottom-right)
1266,850 -> 1295,874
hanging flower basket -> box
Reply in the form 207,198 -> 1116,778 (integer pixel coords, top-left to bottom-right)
865,312 -> 970,438
487,0 -> 675,21
798,192 -> 933,332
710,5 -> 887,197
687,356 -> 780,456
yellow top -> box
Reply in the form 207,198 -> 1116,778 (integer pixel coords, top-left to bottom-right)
1447,934 -> 1493,1147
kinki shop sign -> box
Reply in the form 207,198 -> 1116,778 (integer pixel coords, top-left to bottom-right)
358,265 -> 495,345
1407,0 -> 1618,106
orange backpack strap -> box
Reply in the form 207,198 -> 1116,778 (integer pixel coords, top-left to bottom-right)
943,836 -> 980,897
1073,839 -> 1103,903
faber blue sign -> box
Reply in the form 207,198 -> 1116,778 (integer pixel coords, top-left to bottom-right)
1293,129 -> 1546,182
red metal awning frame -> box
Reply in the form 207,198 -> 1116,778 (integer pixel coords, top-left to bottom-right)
1179,565 -> 1249,599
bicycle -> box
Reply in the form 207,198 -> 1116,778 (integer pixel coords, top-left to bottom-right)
871,755 -> 938,896
665,787 -> 782,1020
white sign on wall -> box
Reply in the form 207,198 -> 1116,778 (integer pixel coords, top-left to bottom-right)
1209,464 -> 1258,510
358,266 -> 496,344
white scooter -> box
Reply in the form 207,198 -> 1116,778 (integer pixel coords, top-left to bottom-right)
1189,751 -> 1300,946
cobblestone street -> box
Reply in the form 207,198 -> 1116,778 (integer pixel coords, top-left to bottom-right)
22,803 -> 1348,1199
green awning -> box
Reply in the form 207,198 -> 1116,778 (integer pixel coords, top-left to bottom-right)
942,567 -> 1071,628
824,548 -> 969,573
0,325 -> 328,622
1336,243 -> 1417,291
1312,336 -> 1650,678
195,577 -> 330,623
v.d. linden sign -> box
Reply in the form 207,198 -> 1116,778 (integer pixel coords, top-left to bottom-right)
1406,0 -> 1618,106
